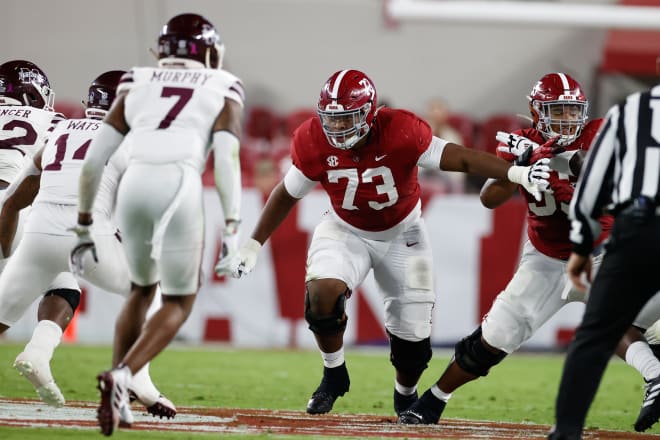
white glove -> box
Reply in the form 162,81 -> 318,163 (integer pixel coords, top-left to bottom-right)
68,224 -> 97,276
214,228 -> 240,276
229,238 -> 262,279
496,131 -> 540,165
507,159 -> 551,202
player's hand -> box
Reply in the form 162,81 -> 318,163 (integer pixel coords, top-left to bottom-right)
214,228 -> 240,276
496,131 -> 539,165
507,159 -> 551,202
228,238 -> 262,279
529,136 -> 563,165
68,224 -> 97,276
567,252 -> 592,293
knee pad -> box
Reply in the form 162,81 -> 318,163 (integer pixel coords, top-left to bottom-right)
44,288 -> 81,312
388,331 -> 432,377
454,326 -> 507,377
304,288 -> 349,336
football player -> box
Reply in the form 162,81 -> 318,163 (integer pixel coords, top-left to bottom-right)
0,70 -> 176,420
69,13 -> 244,436
398,73 -> 660,428
221,69 -> 551,417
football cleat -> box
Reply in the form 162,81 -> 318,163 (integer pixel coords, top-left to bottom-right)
13,352 -> 65,407
97,368 -> 132,436
306,363 -> 350,415
398,389 -> 446,425
635,375 -> 660,432
393,389 -> 418,416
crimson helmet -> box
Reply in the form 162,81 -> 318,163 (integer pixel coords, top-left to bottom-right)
84,70 -> 126,119
317,69 -> 377,150
157,13 -> 225,69
0,60 -> 54,110
528,72 -> 588,146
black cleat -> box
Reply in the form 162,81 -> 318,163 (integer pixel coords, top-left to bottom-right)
393,389 -> 418,416
306,363 -> 350,415
398,389 -> 446,425
635,375 -> 660,432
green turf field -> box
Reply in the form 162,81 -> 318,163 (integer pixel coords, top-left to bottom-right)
0,342 -> 656,438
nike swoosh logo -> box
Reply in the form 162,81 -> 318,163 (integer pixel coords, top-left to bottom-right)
375,155 -> 387,161
406,241 -> 418,247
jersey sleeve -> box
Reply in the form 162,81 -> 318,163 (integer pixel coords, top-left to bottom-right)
116,69 -> 136,94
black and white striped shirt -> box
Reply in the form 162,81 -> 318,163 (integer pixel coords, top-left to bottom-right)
570,85 -> 660,255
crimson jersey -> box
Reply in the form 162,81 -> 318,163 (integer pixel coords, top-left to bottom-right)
497,119 -> 612,260
291,108 -> 432,232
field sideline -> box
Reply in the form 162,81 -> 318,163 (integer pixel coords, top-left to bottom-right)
1,343 -> 660,439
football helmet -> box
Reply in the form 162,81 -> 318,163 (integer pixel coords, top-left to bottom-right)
0,60 -> 54,110
528,72 -> 588,147
317,69 -> 377,150
157,13 -> 225,69
84,70 -> 126,119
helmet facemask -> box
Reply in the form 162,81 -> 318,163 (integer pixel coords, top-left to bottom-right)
318,103 -> 372,150
533,100 -> 588,147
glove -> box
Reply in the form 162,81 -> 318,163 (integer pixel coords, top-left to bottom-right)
548,173 -> 574,204
507,159 -> 551,202
229,238 -> 262,279
68,224 -> 97,276
496,131 -> 540,166
529,136 -> 564,165
214,228 -> 240,276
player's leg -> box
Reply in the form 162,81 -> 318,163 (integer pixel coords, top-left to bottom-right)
371,220 -> 435,417
401,241 -> 566,424
1,234 -> 74,406
304,219 -> 371,414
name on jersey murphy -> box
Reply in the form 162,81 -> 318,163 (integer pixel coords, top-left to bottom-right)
150,71 -> 212,85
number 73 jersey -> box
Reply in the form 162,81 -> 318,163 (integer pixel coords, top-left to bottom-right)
117,67 -> 244,169
291,107 -> 433,232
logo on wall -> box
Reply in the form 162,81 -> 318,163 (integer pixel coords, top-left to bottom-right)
326,155 -> 339,167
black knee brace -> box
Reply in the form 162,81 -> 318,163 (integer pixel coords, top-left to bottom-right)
388,331 -> 432,377
304,288 -> 349,336
454,326 -> 507,377
44,288 -> 81,312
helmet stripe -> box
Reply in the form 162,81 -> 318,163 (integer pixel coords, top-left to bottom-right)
557,72 -> 570,92
330,69 -> 350,99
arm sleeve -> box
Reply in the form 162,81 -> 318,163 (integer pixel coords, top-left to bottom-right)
283,164 -> 316,199
212,130 -> 242,222
569,105 -> 618,255
417,136 -> 448,169
79,123 -> 124,214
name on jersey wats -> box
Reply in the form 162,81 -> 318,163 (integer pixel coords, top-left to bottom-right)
150,71 -> 213,85
66,120 -> 101,131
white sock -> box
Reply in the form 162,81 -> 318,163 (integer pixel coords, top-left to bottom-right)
24,320 -> 63,360
321,347 -> 345,368
626,341 -> 660,381
430,384 -> 452,402
131,362 -> 160,404
395,380 -> 417,396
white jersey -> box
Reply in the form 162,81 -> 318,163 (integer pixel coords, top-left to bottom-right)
0,105 -> 63,182
117,67 -> 244,170
28,117 -> 128,236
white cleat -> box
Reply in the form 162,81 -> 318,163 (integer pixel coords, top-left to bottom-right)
13,352 -> 65,407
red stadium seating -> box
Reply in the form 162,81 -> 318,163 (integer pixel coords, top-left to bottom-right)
282,108 -> 317,137
476,114 -> 530,155
245,106 -> 280,141
447,113 -> 478,147
54,100 -> 85,119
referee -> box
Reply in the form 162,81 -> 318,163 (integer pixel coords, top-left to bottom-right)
549,84 -> 660,439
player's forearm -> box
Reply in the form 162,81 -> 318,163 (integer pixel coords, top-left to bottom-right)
251,182 -> 298,245
440,143 -> 511,180
212,131 -> 242,222
480,178 -> 517,209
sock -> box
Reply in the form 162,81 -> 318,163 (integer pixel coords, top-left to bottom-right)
395,380 -> 417,396
24,320 -> 63,360
131,362 -> 160,404
321,347 -> 345,368
626,341 -> 660,381
430,384 -> 453,402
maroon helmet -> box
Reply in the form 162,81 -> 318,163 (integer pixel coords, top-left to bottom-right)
84,70 -> 126,119
317,69 -> 378,150
528,72 -> 588,146
0,60 -> 54,110
157,13 -> 225,69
